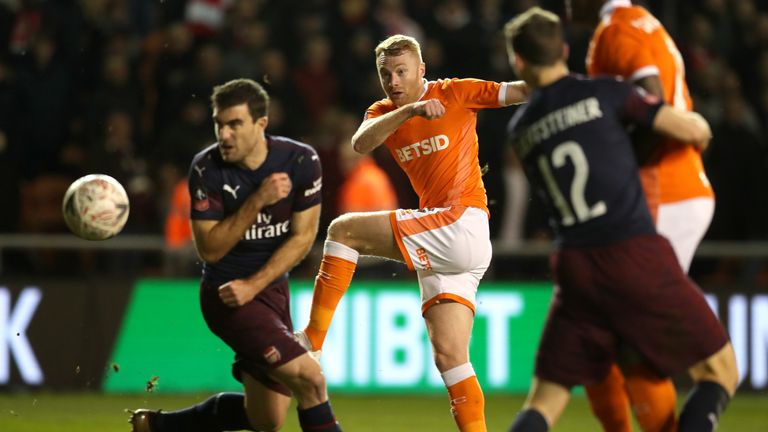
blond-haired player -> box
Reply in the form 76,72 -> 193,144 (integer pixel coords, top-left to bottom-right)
294,35 -> 527,431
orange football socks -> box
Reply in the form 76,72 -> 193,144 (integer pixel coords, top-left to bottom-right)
625,365 -> 678,432
585,364 -> 632,432
304,240 -> 359,351
443,364 -> 486,432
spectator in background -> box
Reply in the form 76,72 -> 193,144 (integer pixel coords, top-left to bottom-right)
88,110 -> 157,234
160,162 -> 197,276
375,0 -> 424,41
706,92 -> 768,242
15,32 -> 73,178
336,113 -> 398,214
221,20 -> 268,80
261,49 -> 309,137
88,51 -> 142,140
293,36 -> 340,124
155,96 -> 216,172
153,22 -> 195,129
1,0 -> 765,266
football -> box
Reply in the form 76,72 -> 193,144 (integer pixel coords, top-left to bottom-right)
62,174 -> 130,240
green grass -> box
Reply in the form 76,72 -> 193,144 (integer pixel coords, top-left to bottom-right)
0,392 -> 766,431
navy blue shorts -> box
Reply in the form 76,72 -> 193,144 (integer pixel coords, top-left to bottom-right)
199,279 -> 306,396
535,234 -> 728,388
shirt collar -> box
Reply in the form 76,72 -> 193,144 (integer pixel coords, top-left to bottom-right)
417,78 -> 429,101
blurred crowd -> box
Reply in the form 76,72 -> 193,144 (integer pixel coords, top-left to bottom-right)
1,0 -> 767,282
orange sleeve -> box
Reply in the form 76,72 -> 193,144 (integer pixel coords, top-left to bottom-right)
365,99 -> 395,121
590,26 -> 657,79
444,78 -> 503,109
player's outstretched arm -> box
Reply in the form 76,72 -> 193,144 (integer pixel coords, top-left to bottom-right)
192,173 -> 292,263
652,106 -> 712,151
504,80 -> 530,105
352,99 -> 445,153
218,204 -> 321,307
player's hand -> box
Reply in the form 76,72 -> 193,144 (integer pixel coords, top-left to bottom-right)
689,112 -> 712,151
254,173 -> 292,206
411,99 -> 446,120
218,279 -> 264,307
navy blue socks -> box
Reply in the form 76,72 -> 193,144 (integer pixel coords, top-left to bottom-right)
678,381 -> 731,432
298,401 -> 342,431
509,408 -> 549,432
152,392 -> 253,431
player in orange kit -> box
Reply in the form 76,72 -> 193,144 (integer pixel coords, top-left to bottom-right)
293,34 -> 528,432
569,1 -> 717,431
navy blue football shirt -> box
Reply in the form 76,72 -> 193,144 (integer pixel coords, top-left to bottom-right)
189,134 -> 322,286
507,75 -> 664,247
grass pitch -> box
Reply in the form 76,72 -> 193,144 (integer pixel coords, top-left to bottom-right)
0,392 -> 766,431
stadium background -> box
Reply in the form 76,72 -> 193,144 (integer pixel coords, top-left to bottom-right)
0,0 -> 767,430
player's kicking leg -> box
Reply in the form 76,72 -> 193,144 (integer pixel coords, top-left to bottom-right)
299,211 -> 401,351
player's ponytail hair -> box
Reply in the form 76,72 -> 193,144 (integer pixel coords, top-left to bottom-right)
504,7 -> 564,67
211,78 -> 270,121
375,34 -> 423,63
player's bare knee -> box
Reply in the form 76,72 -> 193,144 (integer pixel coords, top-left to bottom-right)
294,367 -> 327,400
327,215 -> 358,247
431,344 -> 467,372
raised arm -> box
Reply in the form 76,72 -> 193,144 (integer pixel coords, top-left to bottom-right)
352,99 -> 446,154
192,173 -> 291,263
652,106 -> 712,151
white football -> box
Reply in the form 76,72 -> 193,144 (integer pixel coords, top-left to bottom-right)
62,174 -> 130,240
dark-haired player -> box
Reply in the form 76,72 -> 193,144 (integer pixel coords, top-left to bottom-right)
129,78 -> 341,432
503,8 -> 737,432
569,1 -> 718,429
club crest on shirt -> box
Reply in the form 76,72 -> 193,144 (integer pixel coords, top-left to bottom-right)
193,188 -> 209,211
263,346 -> 281,364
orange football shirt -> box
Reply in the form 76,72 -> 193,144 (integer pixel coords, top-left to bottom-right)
366,78 -> 504,214
586,4 -> 713,205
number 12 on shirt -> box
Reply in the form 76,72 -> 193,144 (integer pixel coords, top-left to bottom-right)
538,141 -> 606,226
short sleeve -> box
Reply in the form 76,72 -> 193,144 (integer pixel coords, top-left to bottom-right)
291,146 -> 323,212
188,155 -> 224,220
364,99 -> 394,121
446,78 -> 503,109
